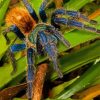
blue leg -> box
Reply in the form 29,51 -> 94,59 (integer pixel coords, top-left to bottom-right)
22,0 -> 39,23
27,47 -> 35,100
52,9 -> 97,25
9,44 -> 26,74
39,0 -> 48,22
52,29 -> 70,48
43,24 -> 70,47
10,43 -> 26,52
39,31 -> 63,78
45,43 -> 63,78
4,25 -> 25,41
53,17 -> 100,34
45,26 -> 71,47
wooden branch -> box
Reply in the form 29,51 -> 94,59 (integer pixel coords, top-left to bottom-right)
32,63 -> 48,100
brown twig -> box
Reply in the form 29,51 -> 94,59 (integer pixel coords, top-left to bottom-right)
32,63 -> 48,100
88,9 -> 100,20
0,83 -> 27,100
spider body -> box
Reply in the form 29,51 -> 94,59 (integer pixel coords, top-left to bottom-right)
3,0 -> 100,99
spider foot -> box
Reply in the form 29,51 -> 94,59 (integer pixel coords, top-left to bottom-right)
84,25 -> 100,34
27,81 -> 33,100
53,58 -> 63,78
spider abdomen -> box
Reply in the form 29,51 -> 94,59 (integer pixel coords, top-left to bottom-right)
5,7 -> 36,34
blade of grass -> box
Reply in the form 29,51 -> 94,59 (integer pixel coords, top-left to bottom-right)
0,0 -> 11,26
64,0 -> 93,10
55,61 -> 100,99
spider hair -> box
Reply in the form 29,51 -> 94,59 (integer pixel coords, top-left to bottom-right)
5,7 -> 36,34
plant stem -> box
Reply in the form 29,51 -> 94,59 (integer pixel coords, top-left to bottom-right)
32,63 -> 48,100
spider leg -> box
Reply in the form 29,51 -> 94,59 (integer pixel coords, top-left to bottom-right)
3,25 -> 25,41
36,35 -> 44,55
8,50 -> 17,75
10,43 -> 26,52
53,17 -> 100,34
48,29 -> 71,48
9,43 -> 26,74
22,0 -> 39,23
2,31 -> 10,44
38,31 -> 63,78
27,47 -> 35,100
66,10 -> 97,25
45,44 -> 63,78
52,9 -> 97,25
2,25 -> 25,74
39,0 -> 48,22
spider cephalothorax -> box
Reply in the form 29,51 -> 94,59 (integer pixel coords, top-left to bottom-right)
3,0 -> 100,100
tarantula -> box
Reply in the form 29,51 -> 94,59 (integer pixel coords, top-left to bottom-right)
3,0 -> 100,99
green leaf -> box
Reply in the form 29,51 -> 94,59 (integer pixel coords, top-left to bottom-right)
0,0 -> 11,26
49,76 -> 79,97
64,0 -> 93,10
31,0 -> 42,14
0,57 -> 26,89
55,61 -> 100,99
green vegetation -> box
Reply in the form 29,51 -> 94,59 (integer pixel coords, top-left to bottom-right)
0,0 -> 100,100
